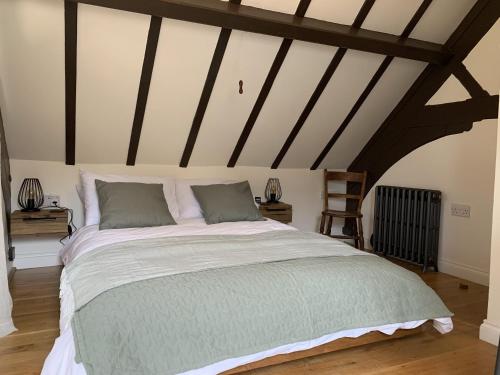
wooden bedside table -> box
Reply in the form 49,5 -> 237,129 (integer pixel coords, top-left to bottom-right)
10,209 -> 69,238
259,202 -> 292,224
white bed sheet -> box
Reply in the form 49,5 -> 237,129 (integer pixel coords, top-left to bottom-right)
43,219 -> 453,375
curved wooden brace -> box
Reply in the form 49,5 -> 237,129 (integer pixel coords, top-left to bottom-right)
349,0 -> 500,196
349,95 -> 498,200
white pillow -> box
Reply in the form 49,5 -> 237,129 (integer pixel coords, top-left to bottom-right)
80,170 -> 179,226
175,178 -> 235,219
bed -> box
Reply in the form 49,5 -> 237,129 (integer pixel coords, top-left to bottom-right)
42,219 -> 452,375
41,172 -> 452,374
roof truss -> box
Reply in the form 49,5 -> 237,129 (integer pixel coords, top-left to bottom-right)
341,0 -> 499,236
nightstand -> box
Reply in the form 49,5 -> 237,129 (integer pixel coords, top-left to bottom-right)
10,209 -> 69,238
259,202 -> 292,224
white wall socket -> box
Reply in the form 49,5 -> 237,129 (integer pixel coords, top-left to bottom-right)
451,203 -> 470,218
44,194 -> 60,207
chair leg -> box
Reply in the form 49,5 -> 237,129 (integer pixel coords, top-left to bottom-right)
357,217 -> 364,250
326,216 -> 333,236
319,213 -> 326,234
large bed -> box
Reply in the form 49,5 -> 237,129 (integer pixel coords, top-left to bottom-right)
42,217 -> 452,375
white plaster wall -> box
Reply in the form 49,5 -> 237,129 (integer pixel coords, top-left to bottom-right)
362,120 -> 497,286
361,20 -> 500,286
9,160 -> 327,268
0,143 -> 15,337
480,96 -> 500,346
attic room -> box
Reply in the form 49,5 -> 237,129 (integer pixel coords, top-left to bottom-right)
0,0 -> 499,374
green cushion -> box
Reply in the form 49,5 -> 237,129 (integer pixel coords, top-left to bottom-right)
191,181 -> 264,224
95,180 -> 176,230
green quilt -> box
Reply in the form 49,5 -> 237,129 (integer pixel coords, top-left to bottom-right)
67,231 -> 451,375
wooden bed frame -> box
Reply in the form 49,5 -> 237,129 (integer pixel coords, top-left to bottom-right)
223,323 -> 428,374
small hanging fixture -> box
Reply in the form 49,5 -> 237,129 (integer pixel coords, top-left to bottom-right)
238,80 -> 243,94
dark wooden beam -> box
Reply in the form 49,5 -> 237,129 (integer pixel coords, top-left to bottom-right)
349,0 -> 500,197
310,0 -> 433,170
410,95 -> 499,127
64,0 -> 77,165
227,0 -> 312,168
70,0 -> 451,65
126,16 -> 162,166
453,62 -> 489,98
270,0 -> 376,169
180,0 -> 241,167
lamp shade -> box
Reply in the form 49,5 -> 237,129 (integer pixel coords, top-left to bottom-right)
18,178 -> 44,212
265,178 -> 282,203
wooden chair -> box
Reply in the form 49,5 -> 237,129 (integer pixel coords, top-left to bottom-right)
319,170 -> 367,250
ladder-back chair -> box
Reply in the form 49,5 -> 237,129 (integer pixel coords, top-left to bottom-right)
319,170 -> 367,250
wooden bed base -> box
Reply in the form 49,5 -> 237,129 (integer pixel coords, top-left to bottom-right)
223,322 -> 428,374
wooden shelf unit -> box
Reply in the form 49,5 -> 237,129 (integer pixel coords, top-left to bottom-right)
10,209 -> 68,237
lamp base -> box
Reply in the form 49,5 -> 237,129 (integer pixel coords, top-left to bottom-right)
21,208 -> 41,212
265,200 -> 281,205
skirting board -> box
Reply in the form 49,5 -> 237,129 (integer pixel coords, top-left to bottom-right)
480,320 -> 500,346
438,258 -> 490,286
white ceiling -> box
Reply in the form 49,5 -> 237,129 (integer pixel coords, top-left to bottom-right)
0,0 -> 494,169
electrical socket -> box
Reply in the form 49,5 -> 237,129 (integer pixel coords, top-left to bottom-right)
451,203 -> 470,218
44,194 -> 60,208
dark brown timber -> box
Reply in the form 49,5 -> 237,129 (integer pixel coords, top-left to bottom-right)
180,0 -> 241,167
453,62 -> 489,98
310,0 -> 434,170
69,0 -> 451,65
64,0 -> 77,165
348,0 -> 500,197
270,0 -> 376,169
126,16 -> 162,166
409,95 -> 499,126
227,0 -> 312,168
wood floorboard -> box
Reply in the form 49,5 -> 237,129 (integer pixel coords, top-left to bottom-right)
0,264 -> 495,374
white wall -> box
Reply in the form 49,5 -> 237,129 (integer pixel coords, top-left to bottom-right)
362,120 -> 497,285
9,160 -> 327,268
360,20 -> 500,286
480,96 -> 500,346
0,145 -> 15,337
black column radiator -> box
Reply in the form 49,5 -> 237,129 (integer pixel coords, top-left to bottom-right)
372,186 -> 441,271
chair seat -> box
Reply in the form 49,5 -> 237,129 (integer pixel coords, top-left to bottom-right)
322,209 -> 363,218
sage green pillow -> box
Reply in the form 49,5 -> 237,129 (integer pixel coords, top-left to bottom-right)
95,180 -> 176,230
191,181 -> 264,224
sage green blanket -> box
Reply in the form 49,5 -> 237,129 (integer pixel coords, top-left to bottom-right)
68,231 -> 451,375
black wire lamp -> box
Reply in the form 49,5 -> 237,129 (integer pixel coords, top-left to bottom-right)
18,178 -> 44,212
265,178 -> 282,203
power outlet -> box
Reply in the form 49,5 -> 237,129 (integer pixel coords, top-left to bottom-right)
44,194 -> 60,208
451,203 -> 470,218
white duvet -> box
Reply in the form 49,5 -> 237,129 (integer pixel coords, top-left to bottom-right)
42,219 -> 452,375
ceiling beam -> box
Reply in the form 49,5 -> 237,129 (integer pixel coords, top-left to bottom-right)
179,0 -> 240,167
453,62 -> 489,98
126,16 -> 162,166
226,0 -> 313,168
70,0 -> 451,65
348,0 -> 500,196
64,0 -> 78,165
270,0 -> 376,169
309,0 -> 434,170
410,95 -> 499,126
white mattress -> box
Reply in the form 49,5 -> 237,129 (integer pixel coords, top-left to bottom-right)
42,219 -> 453,375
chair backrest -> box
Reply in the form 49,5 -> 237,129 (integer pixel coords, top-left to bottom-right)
323,170 -> 367,213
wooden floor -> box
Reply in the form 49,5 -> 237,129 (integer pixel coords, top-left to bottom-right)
0,264 -> 496,375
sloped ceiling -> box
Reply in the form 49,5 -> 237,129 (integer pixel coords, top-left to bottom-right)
0,0 -> 485,169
